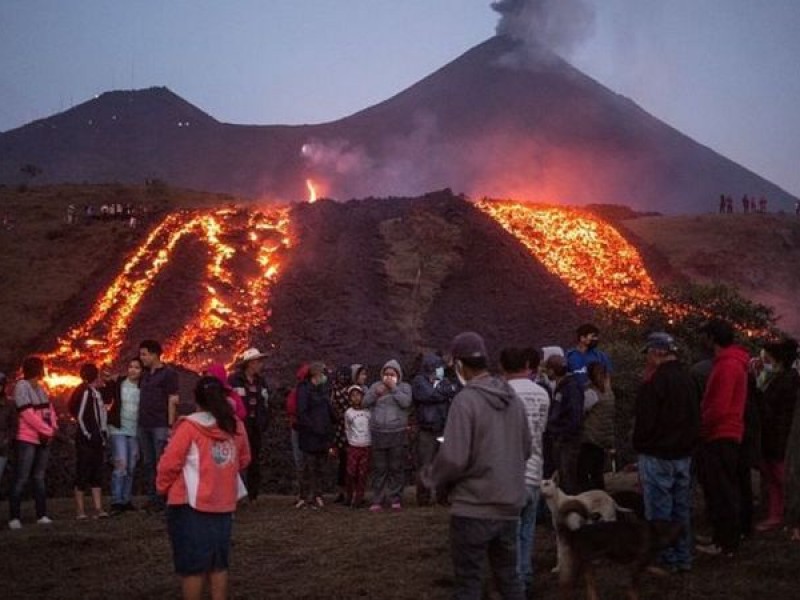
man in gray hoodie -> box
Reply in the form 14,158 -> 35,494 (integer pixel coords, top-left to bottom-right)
423,332 -> 531,600
363,359 -> 413,510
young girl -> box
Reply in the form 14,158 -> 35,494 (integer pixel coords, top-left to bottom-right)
69,363 -> 109,519
157,376 -> 251,600
8,356 -> 57,529
108,357 -> 143,513
344,385 -> 371,508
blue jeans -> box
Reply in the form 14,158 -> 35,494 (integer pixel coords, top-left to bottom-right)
638,454 -> 693,567
111,434 -> 139,505
138,427 -> 169,505
9,441 -> 50,520
517,485 -> 541,588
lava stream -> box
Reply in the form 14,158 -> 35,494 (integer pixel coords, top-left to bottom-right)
477,200 -> 659,313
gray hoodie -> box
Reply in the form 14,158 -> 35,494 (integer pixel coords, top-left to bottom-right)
424,373 -> 532,519
363,359 -> 413,449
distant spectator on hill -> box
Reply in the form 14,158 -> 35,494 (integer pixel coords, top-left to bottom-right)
8,356 -> 57,530
726,196 -> 734,214
566,323 -> 613,390
719,194 -> 726,214
742,195 -> 750,214
69,363 -> 109,520
364,359 -> 412,511
759,196 -> 768,213
795,200 -> 800,217
138,339 -> 180,513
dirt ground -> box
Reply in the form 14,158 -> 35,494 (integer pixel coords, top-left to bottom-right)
1,487 -> 799,600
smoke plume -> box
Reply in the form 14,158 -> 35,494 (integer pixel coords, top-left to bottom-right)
491,0 -> 595,60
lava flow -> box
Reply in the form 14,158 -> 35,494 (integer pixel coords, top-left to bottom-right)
43,206 -> 292,393
477,199 -> 660,314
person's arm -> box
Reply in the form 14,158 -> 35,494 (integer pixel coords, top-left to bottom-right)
362,383 -> 382,408
389,382 -> 413,409
412,376 -> 441,405
76,389 -> 91,440
236,421 -> 252,471
15,383 -> 55,439
156,421 -> 191,495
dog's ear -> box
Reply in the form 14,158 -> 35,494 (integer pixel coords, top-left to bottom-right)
552,470 -> 561,486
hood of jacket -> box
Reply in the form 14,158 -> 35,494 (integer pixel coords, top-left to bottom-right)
714,345 -> 750,370
181,411 -> 232,441
420,354 -> 443,377
382,359 -> 404,382
295,363 -> 310,382
206,363 -> 231,389
465,374 -> 517,411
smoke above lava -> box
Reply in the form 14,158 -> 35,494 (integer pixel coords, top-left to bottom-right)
491,0 -> 595,63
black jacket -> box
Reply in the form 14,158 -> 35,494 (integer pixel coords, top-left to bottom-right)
759,369 -> 799,461
412,355 -> 456,433
296,380 -> 334,453
633,360 -> 700,459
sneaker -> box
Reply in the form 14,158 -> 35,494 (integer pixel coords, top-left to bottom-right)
37,516 -> 53,525
76,514 -> 89,521
755,519 -> 781,533
694,533 -> 714,545
8,519 -> 22,530
391,501 -> 403,511
695,543 -> 733,557
95,511 -> 109,519
369,503 -> 383,513
294,499 -> 307,509
314,496 -> 325,509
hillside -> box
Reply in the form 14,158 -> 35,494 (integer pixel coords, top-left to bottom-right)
624,213 -> 800,337
1,36 -> 796,213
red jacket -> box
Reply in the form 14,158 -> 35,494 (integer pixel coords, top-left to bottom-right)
700,345 -> 749,443
156,412 -> 251,512
286,363 -> 310,429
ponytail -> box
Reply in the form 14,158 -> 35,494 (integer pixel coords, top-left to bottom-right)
194,376 -> 237,435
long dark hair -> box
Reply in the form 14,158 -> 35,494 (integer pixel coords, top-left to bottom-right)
194,375 -> 236,435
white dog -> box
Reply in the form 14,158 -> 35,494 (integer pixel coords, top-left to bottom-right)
540,478 -> 632,573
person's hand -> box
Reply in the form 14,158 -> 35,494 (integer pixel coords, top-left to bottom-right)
376,384 -> 387,397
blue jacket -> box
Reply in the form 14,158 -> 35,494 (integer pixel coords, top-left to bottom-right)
546,374 -> 584,440
412,354 -> 456,433
296,380 -> 334,453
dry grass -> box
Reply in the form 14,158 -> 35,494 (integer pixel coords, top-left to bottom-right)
1,490 -> 799,599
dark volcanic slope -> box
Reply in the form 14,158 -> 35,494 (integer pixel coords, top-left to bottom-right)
263,191 -> 588,378
1,37 -> 794,214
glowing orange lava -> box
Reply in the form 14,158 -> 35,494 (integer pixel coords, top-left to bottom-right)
477,199 -> 659,314
43,207 -> 293,395
306,179 -> 318,204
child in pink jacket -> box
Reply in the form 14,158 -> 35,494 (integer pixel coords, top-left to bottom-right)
157,376 -> 250,600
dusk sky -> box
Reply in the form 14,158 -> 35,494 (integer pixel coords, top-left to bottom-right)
1,0 -> 799,197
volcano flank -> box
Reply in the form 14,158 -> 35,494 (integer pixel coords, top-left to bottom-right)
1,36 -> 795,213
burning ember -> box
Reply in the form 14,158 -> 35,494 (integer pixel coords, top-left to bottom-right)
43,207 -> 293,394
306,179 -> 318,204
477,200 -> 660,314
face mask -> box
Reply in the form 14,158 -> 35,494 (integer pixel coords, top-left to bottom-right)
587,340 -> 599,350
318,374 -> 328,386
383,374 -> 398,386
454,360 -> 467,387
762,363 -> 775,373
435,366 -> 445,380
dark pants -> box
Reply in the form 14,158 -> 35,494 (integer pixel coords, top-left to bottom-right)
450,515 -> 525,600
75,438 -> 104,490
9,441 -> 50,520
300,451 -> 326,502
336,444 -> 348,488
244,419 -> 262,500
698,439 -> 741,552
371,445 -> 406,505
577,443 -> 606,492
346,445 -> 371,503
553,437 -> 582,495
138,426 -> 169,506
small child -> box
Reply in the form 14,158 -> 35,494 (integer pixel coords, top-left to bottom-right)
344,385 -> 371,508
68,363 -> 109,519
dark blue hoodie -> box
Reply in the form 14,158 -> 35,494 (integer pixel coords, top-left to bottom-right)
412,354 -> 456,433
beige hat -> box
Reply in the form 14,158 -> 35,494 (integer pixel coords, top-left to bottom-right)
239,347 -> 268,363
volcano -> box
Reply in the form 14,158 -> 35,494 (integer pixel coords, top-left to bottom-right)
0,36 -> 795,213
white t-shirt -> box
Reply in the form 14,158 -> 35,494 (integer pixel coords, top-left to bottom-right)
345,407 -> 371,447
508,377 -> 551,487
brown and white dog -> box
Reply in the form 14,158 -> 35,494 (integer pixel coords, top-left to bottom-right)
541,478 -> 633,573
556,499 -> 683,600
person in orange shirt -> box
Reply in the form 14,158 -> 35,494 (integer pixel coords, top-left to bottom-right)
157,376 -> 251,600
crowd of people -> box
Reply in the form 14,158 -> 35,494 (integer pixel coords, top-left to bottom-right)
1,321 -> 800,600
718,194 -> 770,214
65,202 -> 152,228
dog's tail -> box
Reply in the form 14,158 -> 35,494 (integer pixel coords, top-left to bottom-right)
613,501 -> 634,514
557,499 -> 592,534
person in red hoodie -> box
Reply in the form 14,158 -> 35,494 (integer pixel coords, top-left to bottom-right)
286,363 -> 310,507
157,376 -> 251,600
695,319 -> 749,557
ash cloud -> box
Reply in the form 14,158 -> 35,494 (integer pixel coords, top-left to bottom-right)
491,0 -> 595,61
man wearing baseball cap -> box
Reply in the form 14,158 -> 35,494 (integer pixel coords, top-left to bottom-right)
423,332 -> 531,600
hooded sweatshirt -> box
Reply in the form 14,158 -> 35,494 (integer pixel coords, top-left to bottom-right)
156,412 -> 251,512
424,373 -> 532,519
14,379 -> 55,445
412,354 -> 456,433
701,345 -> 749,443
363,359 -> 413,449
206,363 -> 247,421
